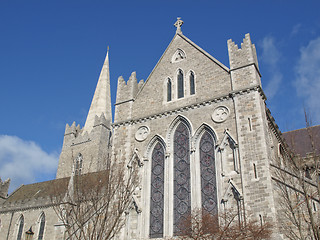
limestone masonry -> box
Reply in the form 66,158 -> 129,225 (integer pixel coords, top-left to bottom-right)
0,19 -> 319,240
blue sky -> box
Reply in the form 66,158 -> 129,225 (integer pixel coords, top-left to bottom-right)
1,0 -> 320,192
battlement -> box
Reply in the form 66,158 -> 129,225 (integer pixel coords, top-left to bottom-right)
0,178 -> 10,199
65,121 -> 81,137
116,72 -> 144,104
227,33 -> 259,70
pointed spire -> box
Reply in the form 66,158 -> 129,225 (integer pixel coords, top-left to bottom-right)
83,47 -> 112,133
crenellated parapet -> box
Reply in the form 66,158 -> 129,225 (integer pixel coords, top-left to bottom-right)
227,33 -> 261,91
115,72 -> 144,122
227,33 -> 259,70
116,72 -> 143,104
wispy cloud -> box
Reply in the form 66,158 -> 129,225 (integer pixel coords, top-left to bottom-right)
291,23 -> 302,36
0,135 -> 59,193
295,37 -> 320,123
260,36 -> 283,98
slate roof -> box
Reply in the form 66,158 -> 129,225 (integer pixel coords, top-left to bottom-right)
0,171 -> 108,212
282,125 -> 320,158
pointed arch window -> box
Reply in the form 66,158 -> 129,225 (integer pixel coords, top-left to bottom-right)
38,213 -> 45,240
173,122 -> 190,234
150,142 -> 165,238
190,71 -> 195,95
75,153 -> 83,175
167,79 -> 172,102
177,70 -> 184,98
200,131 -> 217,215
17,215 -> 24,240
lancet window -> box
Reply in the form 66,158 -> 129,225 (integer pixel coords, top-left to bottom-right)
190,71 -> 195,95
173,122 -> 191,234
17,215 -> 24,240
150,142 -> 165,238
200,131 -> 217,215
167,79 -> 172,102
177,70 -> 184,98
75,153 -> 83,175
38,213 -> 45,240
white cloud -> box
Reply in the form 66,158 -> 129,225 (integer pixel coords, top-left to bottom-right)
260,36 -> 283,99
0,135 -> 59,193
295,37 -> 320,123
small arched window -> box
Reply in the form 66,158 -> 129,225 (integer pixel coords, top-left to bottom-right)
38,213 -> 45,240
167,79 -> 172,102
75,153 -> 83,175
17,215 -> 24,240
190,71 -> 195,95
177,69 -> 184,98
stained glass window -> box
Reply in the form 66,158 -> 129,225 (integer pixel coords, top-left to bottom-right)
38,213 -> 45,240
174,123 -> 190,234
190,71 -> 195,95
167,79 -> 172,102
150,142 -> 165,238
200,132 -> 217,215
17,215 -> 24,240
177,70 -> 184,98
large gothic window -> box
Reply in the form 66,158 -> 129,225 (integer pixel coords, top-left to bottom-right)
190,71 -> 195,95
177,70 -> 184,98
174,122 -> 190,234
200,132 -> 217,215
38,213 -> 45,240
17,215 -> 24,240
150,142 -> 165,238
167,79 -> 172,102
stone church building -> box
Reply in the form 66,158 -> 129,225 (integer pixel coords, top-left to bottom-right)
0,19 -> 318,239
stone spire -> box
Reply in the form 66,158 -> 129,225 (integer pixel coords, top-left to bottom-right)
83,48 -> 112,133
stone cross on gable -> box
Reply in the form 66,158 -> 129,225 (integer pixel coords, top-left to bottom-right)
174,17 -> 184,34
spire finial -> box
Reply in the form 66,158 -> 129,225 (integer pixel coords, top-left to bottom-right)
174,17 -> 184,34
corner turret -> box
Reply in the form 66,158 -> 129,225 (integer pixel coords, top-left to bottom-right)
0,178 -> 10,200
227,34 -> 261,91
114,72 -> 144,122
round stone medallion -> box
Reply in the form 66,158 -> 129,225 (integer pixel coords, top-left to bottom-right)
212,106 -> 230,123
135,126 -> 150,142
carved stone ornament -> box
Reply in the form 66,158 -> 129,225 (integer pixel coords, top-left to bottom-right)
212,106 -> 230,123
135,126 -> 150,142
172,49 -> 186,63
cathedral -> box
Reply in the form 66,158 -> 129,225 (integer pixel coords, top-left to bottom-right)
0,18 -> 319,240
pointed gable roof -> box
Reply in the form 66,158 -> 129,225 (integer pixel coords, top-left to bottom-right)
135,32 -> 229,99
83,49 -> 112,133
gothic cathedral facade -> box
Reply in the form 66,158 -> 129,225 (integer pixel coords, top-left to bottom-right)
0,19 -> 290,239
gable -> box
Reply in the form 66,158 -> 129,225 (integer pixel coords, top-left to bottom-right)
132,33 -> 231,119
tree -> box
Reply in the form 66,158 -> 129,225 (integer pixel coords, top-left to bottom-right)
174,208 -> 272,240
50,155 -> 140,240
273,112 -> 320,240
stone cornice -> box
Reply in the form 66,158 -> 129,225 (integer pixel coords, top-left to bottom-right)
0,201 -> 58,214
112,85 -> 265,128
230,62 -> 261,78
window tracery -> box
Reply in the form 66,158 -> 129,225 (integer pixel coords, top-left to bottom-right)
200,131 -> 217,215
173,122 -> 190,234
17,215 -> 24,240
75,153 -> 83,175
150,142 -> 165,238
38,213 -> 45,240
